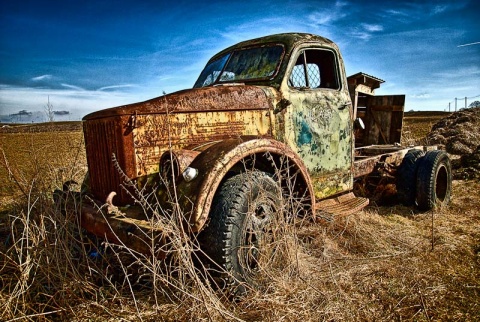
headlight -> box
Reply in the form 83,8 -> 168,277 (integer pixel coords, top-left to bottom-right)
182,167 -> 198,182
159,150 -> 200,184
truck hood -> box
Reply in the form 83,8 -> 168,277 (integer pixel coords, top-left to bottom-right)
83,85 -> 272,120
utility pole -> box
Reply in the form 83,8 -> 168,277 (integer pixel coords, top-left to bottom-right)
455,97 -> 457,112
465,97 -> 467,109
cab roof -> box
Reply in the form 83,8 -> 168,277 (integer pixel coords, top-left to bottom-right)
209,33 -> 336,62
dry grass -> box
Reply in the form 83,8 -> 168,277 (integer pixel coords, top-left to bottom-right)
401,112 -> 450,146
0,124 -> 86,203
1,116 -> 479,321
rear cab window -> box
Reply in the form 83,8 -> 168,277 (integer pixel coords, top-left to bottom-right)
288,49 -> 340,90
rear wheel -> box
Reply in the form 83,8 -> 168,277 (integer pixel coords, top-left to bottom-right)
199,171 -> 282,294
416,150 -> 452,211
397,149 -> 425,206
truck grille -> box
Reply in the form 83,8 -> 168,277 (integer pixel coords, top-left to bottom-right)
83,117 -> 133,205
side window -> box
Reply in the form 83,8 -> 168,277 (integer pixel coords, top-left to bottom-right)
288,49 -> 339,90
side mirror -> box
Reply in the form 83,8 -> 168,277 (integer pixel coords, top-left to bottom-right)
354,118 -> 365,130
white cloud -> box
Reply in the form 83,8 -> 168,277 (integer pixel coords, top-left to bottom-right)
308,12 -> 336,26
97,84 -> 136,91
433,66 -> 480,79
350,31 -> 371,40
362,24 -> 383,32
411,93 -> 430,99
384,9 -> 406,16
31,74 -> 53,81
61,83 -> 85,91
432,5 -> 448,15
349,23 -> 383,41
308,1 -> 348,26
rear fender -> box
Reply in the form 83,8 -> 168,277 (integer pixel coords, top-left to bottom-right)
172,136 -> 314,232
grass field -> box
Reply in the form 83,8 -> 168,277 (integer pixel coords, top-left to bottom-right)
0,123 -> 86,205
401,111 -> 450,146
1,114 -> 479,321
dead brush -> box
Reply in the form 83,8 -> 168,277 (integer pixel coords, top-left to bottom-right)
84,153 -> 313,320
0,142 -> 99,321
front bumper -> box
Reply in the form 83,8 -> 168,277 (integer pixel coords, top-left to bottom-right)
53,189 -> 168,258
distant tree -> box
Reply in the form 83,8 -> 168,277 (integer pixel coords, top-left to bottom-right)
53,110 -> 70,115
9,110 -> 30,122
17,110 -> 32,116
44,96 -> 54,122
469,100 -> 480,108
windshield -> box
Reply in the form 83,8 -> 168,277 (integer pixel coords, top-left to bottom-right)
193,45 -> 284,88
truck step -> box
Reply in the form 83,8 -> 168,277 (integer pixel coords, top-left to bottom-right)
315,192 -> 369,223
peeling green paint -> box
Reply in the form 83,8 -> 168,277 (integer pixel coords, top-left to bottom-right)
297,119 -> 312,146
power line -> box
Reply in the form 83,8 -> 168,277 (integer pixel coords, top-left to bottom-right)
446,94 -> 480,105
446,94 -> 480,112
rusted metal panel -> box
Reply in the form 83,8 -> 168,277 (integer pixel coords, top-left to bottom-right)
133,108 -> 272,177
83,85 -> 271,119
315,192 -> 369,222
78,201 -> 167,257
353,145 -> 420,178
311,170 -> 353,198
169,137 -> 314,232
83,86 -> 273,205
53,189 -> 167,257
353,155 -> 381,177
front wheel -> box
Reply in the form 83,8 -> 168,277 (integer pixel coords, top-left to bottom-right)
416,150 -> 452,211
199,171 -> 283,294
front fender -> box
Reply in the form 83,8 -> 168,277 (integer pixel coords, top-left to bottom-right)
172,136 -> 314,232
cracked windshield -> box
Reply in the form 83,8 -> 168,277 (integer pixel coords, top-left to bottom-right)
194,45 -> 284,87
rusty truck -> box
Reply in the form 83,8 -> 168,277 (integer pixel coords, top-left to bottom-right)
56,33 -> 452,291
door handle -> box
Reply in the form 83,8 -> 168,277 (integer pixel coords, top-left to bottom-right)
273,98 -> 292,114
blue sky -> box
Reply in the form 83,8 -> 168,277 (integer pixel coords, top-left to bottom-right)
1,0 -> 479,121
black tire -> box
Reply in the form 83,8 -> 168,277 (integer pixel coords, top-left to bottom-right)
416,150 -> 452,211
397,149 -> 425,205
199,171 -> 282,294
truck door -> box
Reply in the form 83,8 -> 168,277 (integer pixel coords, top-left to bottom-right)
281,48 -> 353,199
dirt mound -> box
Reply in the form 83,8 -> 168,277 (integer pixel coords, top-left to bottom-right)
427,107 -> 480,179
427,107 -> 480,155
453,145 -> 480,180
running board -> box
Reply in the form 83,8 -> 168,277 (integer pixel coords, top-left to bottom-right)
315,192 -> 369,223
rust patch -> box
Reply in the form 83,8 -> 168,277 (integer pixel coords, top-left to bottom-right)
83,85 -> 271,119
133,109 -> 272,177
83,115 -> 136,205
